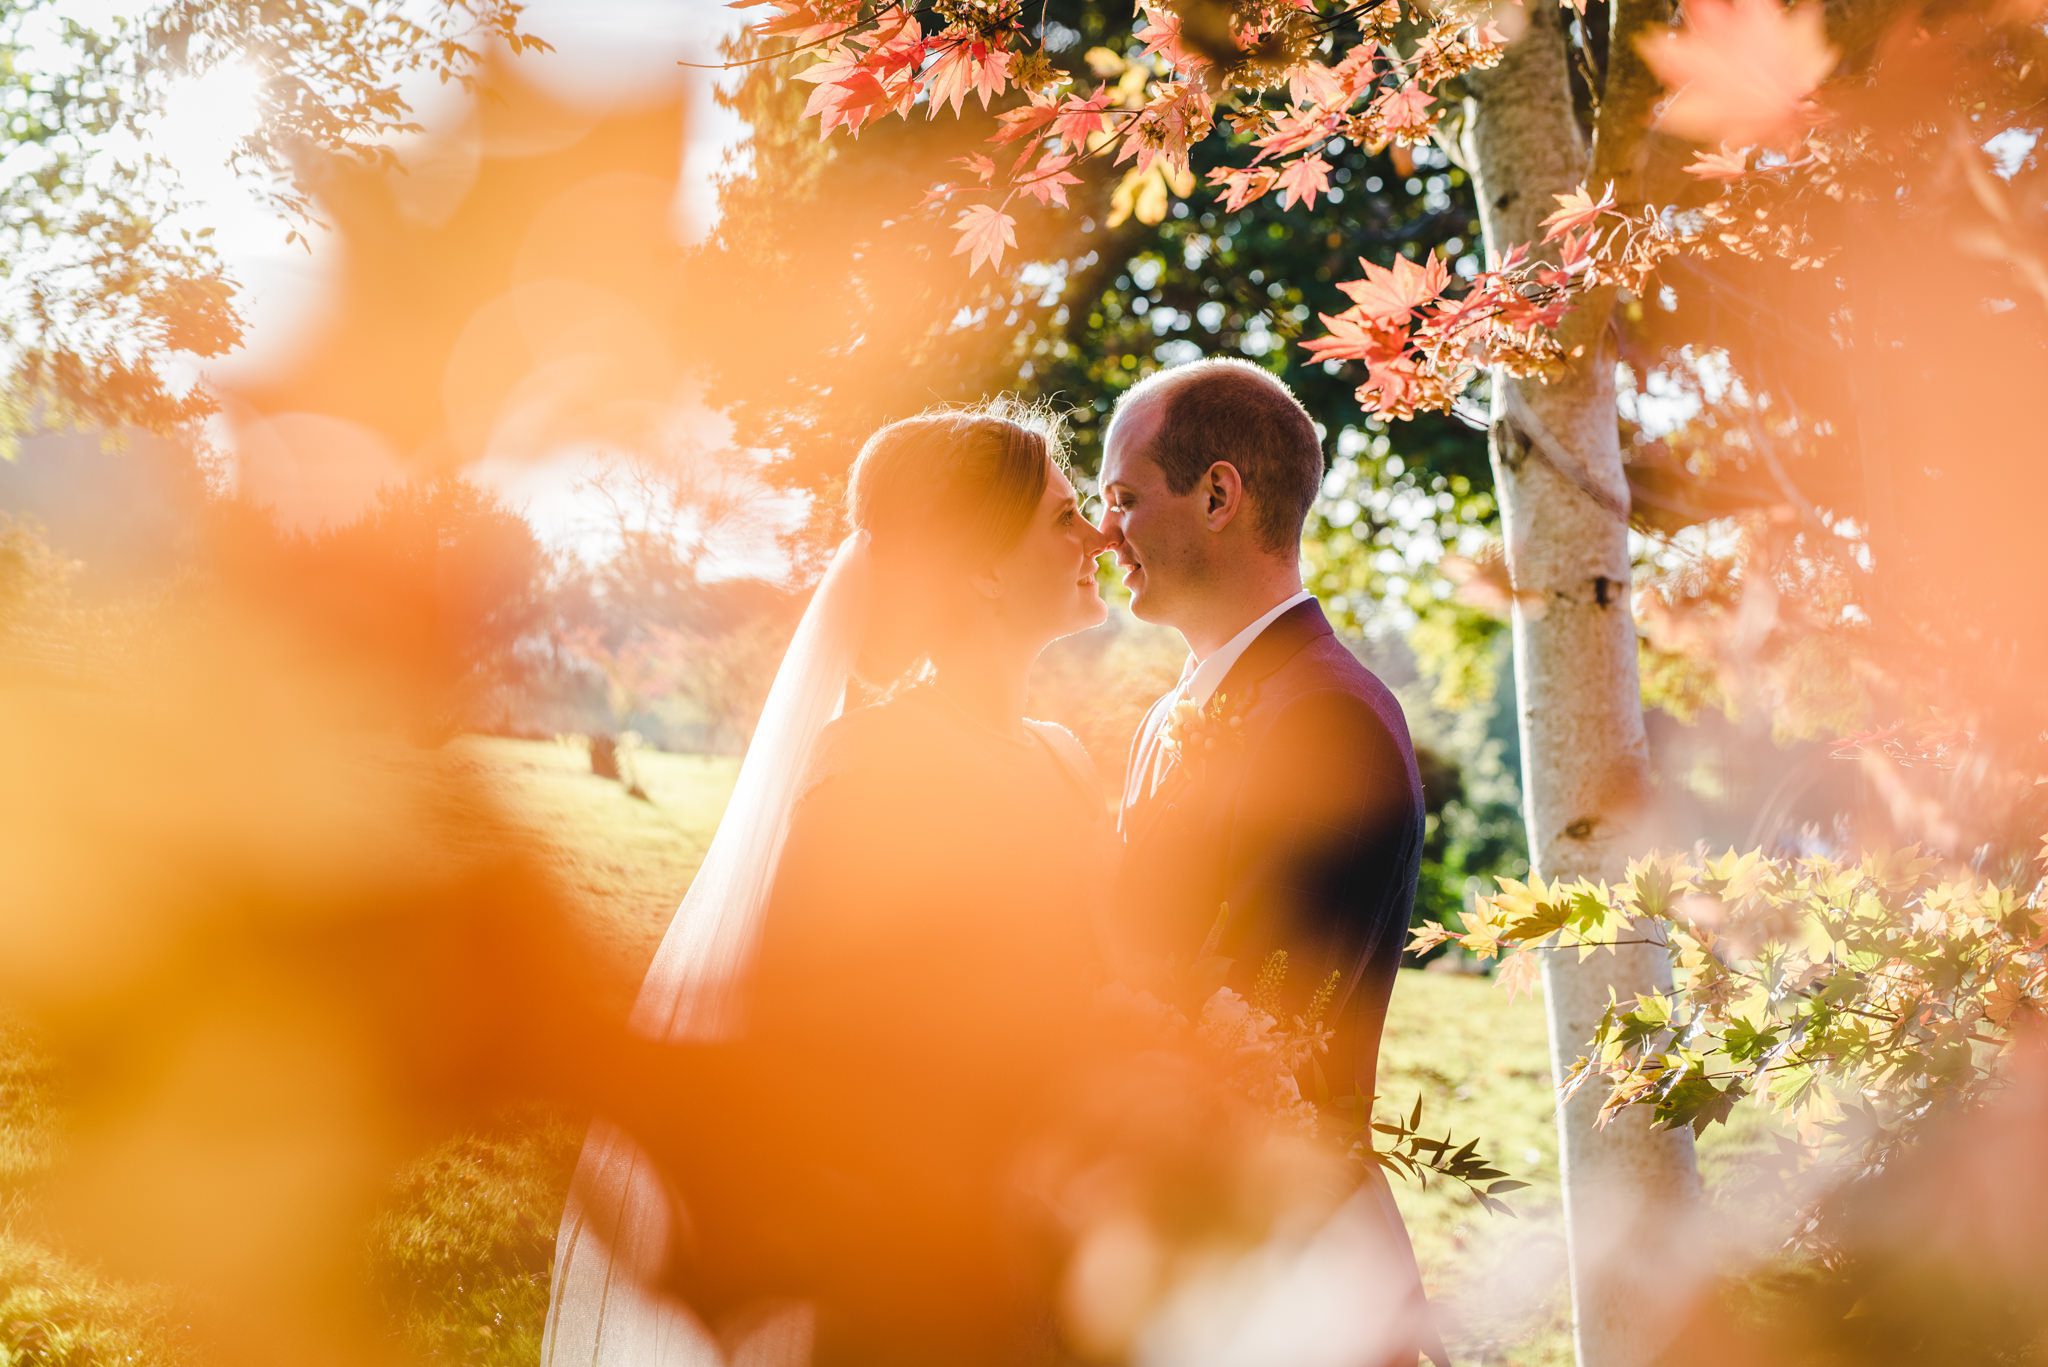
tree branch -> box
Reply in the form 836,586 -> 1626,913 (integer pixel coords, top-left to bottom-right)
1589,0 -> 1674,204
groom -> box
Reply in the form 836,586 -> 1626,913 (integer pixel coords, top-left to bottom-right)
1100,358 -> 1446,1366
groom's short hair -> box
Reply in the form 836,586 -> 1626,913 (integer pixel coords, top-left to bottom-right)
1111,358 -> 1324,554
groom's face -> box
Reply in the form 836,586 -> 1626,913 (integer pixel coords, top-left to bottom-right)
1099,397 -> 1209,627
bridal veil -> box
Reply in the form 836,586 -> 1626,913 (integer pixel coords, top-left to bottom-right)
540,531 -> 872,1367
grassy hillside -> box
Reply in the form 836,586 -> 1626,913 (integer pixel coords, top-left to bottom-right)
2,736 -> 1769,1364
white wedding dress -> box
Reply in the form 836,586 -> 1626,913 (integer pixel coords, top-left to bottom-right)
539,533 -> 872,1367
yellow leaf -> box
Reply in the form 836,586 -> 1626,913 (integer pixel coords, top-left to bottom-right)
1496,951 -> 1542,1004
1084,46 -> 1127,77
1106,161 -> 1191,228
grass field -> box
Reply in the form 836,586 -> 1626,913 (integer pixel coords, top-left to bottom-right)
1,736 -> 1770,1364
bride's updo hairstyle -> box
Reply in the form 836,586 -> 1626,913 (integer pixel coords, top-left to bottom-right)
847,400 -> 1067,685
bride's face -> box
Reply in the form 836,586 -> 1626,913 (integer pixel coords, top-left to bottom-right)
987,461 -> 1111,644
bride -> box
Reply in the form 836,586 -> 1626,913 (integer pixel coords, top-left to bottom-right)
543,401 -> 1116,1366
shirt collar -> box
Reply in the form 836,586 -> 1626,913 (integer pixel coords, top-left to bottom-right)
1182,590 -> 1315,708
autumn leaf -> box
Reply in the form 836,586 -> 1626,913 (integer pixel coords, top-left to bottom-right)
1250,109 -> 1330,165
1684,145 -> 1751,179
1275,154 -> 1332,210
1356,358 -> 1437,420
1336,252 -> 1451,323
990,96 -> 1058,145
1539,181 -> 1617,241
1287,61 -> 1345,110
1113,84 -> 1212,181
1371,81 -> 1434,143
1637,0 -> 1838,147
1107,159 -> 1194,227
1407,920 -> 1458,954
1016,151 -> 1081,208
1051,90 -> 1114,150
1496,952 -> 1542,1005
951,204 -> 1017,274
1301,309 -> 1407,367
952,152 -> 995,184
1134,3 -> 1210,72
1211,164 -> 1279,213
924,37 -> 1014,119
797,48 -> 911,137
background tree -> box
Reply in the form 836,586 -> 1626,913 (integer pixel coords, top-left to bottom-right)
0,0 -> 543,454
203,475 -> 549,739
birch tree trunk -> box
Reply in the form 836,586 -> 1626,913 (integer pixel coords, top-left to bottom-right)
1458,4 -> 1701,1362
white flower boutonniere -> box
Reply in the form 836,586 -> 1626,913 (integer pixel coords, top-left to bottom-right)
1158,690 -> 1243,780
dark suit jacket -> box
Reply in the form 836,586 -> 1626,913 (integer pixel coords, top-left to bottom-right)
1118,598 -> 1424,1106
1118,598 -> 1446,1366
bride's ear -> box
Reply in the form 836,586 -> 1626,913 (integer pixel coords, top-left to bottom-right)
969,565 -> 1005,602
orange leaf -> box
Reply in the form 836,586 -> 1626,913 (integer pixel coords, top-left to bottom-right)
1683,145 -> 1751,179
1637,0 -> 1838,147
923,37 -> 1014,119
1275,154 -> 1332,210
1016,152 -> 1081,208
1335,253 -> 1450,323
951,204 -> 1017,275
1052,90 -> 1113,150
990,95 -> 1059,145
1539,181 -> 1616,241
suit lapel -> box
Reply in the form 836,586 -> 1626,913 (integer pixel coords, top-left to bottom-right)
1209,597 -> 1331,708
1119,599 -> 1334,845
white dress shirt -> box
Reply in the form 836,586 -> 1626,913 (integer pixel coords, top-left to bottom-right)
1182,589 -> 1316,710
1130,590 -> 1316,807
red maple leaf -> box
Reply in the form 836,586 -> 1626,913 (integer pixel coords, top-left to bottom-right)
951,204 -> 1017,274
1372,81 -> 1434,143
991,94 -> 1059,145
1112,85 -> 1210,181
953,152 -> 996,184
1539,181 -> 1616,241
1134,4 -> 1210,72
1356,359 -> 1430,421
1274,154 -> 1332,210
797,48 -> 912,137
1250,109 -> 1328,165
1336,253 -> 1452,323
1330,43 -> 1379,99
1287,61 -> 1345,110
1210,165 -> 1279,213
1052,91 -> 1113,150
923,35 -> 1014,118
1302,309 -> 1409,366
1015,152 -> 1082,208
1637,0 -> 1838,147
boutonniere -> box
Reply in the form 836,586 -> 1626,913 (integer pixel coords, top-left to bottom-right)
1159,690 -> 1244,781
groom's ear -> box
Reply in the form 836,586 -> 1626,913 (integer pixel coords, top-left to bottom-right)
1202,461 -> 1246,532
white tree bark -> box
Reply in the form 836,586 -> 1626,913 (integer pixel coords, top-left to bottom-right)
1458,5 -> 1701,1363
